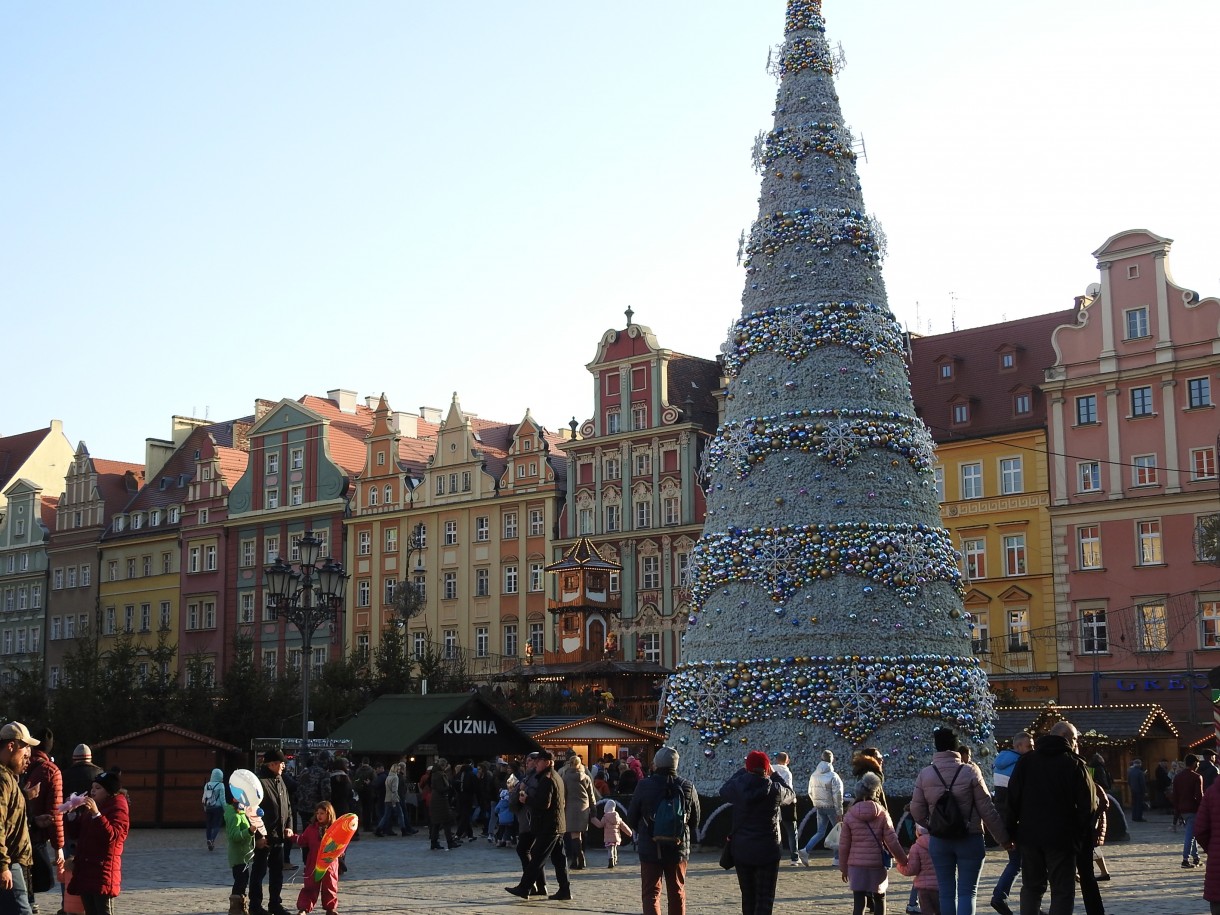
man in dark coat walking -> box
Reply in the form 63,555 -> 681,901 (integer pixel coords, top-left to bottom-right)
1006,721 -> 1096,915
506,750 -> 569,901
250,749 -> 293,915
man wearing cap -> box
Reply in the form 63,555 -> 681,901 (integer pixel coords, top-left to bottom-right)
0,722 -> 39,915
506,750 -> 569,901
509,754 -> 548,898
249,749 -> 294,915
626,746 -> 700,915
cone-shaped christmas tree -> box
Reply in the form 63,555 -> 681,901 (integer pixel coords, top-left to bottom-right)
664,0 -> 994,794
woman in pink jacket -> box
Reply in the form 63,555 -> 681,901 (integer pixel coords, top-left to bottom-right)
839,772 -> 907,915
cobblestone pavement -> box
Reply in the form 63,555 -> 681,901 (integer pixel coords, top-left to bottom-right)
82,812 -> 1212,915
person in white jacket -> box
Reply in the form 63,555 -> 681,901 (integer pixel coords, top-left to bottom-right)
798,750 -> 844,866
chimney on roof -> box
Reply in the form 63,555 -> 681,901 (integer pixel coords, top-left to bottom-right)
171,416 -> 209,447
419,406 -> 443,423
328,389 -> 358,414
366,395 -> 380,410
392,412 -> 419,438
144,438 -> 175,480
254,399 -> 277,422
232,420 -> 252,453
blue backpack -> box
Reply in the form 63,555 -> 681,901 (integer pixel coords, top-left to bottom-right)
651,777 -> 686,847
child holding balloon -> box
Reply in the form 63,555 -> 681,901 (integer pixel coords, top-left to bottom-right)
295,802 -> 341,915
224,785 -> 258,915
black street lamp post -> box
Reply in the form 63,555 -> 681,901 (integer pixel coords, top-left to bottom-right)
264,530 -> 349,758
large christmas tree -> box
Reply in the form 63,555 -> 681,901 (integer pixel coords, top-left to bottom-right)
664,0 -> 994,794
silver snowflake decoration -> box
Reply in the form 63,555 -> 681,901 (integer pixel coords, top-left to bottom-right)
751,131 -> 767,173
910,423 -> 936,468
720,319 -> 739,360
867,214 -> 888,260
771,310 -> 809,361
753,536 -> 799,599
820,422 -> 860,466
711,423 -> 756,479
855,308 -> 902,352
685,668 -> 733,727
888,535 -> 930,583
832,667 -> 882,730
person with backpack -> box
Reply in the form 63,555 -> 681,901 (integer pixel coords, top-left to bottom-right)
910,728 -> 1011,915
203,767 -> 227,851
626,746 -> 700,915
719,750 -> 794,915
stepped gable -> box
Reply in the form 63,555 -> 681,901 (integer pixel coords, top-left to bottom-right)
908,308 -> 1078,443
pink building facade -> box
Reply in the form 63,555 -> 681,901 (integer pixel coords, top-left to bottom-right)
1044,229 -> 1220,738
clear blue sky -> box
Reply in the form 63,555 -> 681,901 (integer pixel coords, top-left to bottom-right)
4,2 -> 1218,464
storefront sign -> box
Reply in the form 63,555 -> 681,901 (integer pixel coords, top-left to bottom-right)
1111,675 -> 1209,692
442,718 -> 499,735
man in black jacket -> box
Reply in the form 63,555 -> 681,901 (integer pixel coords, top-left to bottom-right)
250,749 -> 294,915
506,750 -> 569,900
1006,721 -> 1095,915
626,746 -> 701,915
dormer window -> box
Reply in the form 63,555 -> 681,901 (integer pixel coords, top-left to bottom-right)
997,345 -> 1019,371
150,509 -> 161,526
131,514 -> 142,530
934,355 -> 959,382
113,516 -> 125,532
951,401 -> 971,425
940,364 -> 953,379
168,506 -> 180,523
1013,393 -> 1031,415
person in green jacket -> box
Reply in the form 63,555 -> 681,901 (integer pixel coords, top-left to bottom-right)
225,786 -> 258,915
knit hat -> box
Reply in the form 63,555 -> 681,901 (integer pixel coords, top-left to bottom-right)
73,744 -> 91,760
745,750 -> 771,774
653,746 -> 679,771
94,770 -> 121,795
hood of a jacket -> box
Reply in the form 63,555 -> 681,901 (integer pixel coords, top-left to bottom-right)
209,768 -> 224,784
815,761 -> 834,776
1033,734 -> 1073,757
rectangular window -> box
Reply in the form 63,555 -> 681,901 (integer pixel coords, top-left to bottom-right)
204,545 -> 217,571
664,496 -> 680,526
952,403 -> 970,424
203,601 -> 216,629
289,485 -> 303,506
162,552 -> 172,574
51,618 -> 61,641
266,452 -> 279,474
1003,534 -> 1027,576
413,632 -> 426,660
1199,515 -> 1220,562
160,601 -> 171,629
528,509 -> 544,536
443,571 -> 457,600
604,458 -> 620,480
260,649 -> 277,676
1076,395 -> 1098,425
1078,525 -> 1102,569
384,579 -> 397,605
1081,607 -> 1109,654
104,607 -> 116,635
67,566 -> 78,588
139,603 -> 151,632
385,528 -> 398,551
64,616 -> 75,639
443,629 -> 457,659
641,555 -> 660,590
638,632 -> 661,663
475,626 -> 489,658
933,466 -> 945,502
960,463 -> 983,500
1132,454 -> 1158,486
80,564 -> 91,586
504,565 -> 518,594
290,447 -> 304,470
1125,306 -> 1149,339
475,568 -> 490,597
1192,448 -> 1217,481
1136,601 -> 1168,651
240,592 -> 255,624
604,505 -> 621,532
1188,377 -> 1212,409
189,603 -> 200,630
53,569 -> 64,590
972,616 -> 990,654
108,560 -> 118,581
266,489 -> 279,510
1013,393 -> 1031,415
30,584 -> 40,609
142,555 -> 152,577
610,571 -> 620,593
358,531 -> 371,555
606,411 -> 621,434
528,622 -> 545,655
357,580 -> 370,607
1007,609 -> 1030,652
1137,520 -> 1163,565
529,562 -> 544,592
435,476 -> 445,496
1000,457 -> 1023,495
413,524 -> 427,549
126,558 -> 136,579
632,405 -> 647,430
578,508 -> 594,535
1201,599 -> 1220,649
444,520 -> 457,545
475,517 -> 489,542
962,538 -> 986,580
1130,386 -> 1153,417
241,539 -> 256,567
635,452 -> 651,476
503,624 -> 518,657
503,513 -> 518,539
448,473 -> 458,494
676,552 -> 691,587
635,500 -> 652,529
1078,461 -> 1101,492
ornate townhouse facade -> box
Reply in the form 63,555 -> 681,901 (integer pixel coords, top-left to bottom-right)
554,314 -> 721,669
346,394 -> 567,676
0,478 -> 57,680
1043,229 -> 1220,738
909,309 -> 1076,703
45,445 -> 144,687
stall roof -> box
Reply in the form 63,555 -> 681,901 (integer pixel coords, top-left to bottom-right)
329,693 -> 541,756
993,703 -> 1178,748
495,659 -> 673,680
515,714 -> 664,743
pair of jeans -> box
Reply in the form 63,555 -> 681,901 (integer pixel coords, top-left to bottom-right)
1183,812 -> 1199,861
733,860 -> 779,915
803,806 -> 837,854
927,833 -> 986,915
991,846 -> 1021,904
250,843 -> 284,911
1130,789 -> 1145,821
640,857 -> 688,915
0,864 -> 32,915
376,803 -> 403,834
1018,843 -> 1076,915
206,805 -> 225,844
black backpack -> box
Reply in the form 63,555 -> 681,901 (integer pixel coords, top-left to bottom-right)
926,765 -> 971,839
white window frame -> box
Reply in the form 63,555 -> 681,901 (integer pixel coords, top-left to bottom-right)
960,463 -> 983,500
999,457 -> 1024,495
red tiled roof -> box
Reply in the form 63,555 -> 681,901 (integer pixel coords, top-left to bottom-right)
90,459 -> 145,512
666,355 -> 721,434
298,396 -> 377,476
909,309 -> 1078,443
0,426 -> 53,492
38,496 -> 59,530
216,445 -> 248,487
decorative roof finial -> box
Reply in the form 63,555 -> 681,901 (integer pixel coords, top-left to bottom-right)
624,306 -> 635,327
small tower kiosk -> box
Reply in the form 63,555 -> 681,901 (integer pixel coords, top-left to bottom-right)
545,537 -> 622,662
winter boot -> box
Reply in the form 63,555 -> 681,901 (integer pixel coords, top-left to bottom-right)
228,894 -> 248,915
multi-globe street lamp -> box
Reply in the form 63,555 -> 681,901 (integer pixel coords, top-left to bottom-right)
264,530 -> 349,758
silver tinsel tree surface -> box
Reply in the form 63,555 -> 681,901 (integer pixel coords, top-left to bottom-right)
664,0 -> 994,795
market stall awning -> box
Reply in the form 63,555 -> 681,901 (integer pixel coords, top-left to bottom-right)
329,693 -> 541,757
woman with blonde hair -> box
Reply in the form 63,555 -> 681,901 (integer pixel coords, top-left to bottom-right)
561,753 -> 599,869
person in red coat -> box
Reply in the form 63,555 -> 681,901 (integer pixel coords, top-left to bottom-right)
1174,755 -> 1204,869
1192,778 -> 1220,914
66,770 -> 129,915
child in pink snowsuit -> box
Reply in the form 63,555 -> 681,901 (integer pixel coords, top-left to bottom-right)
296,802 -> 341,914
589,798 -> 633,868
896,825 -> 940,915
